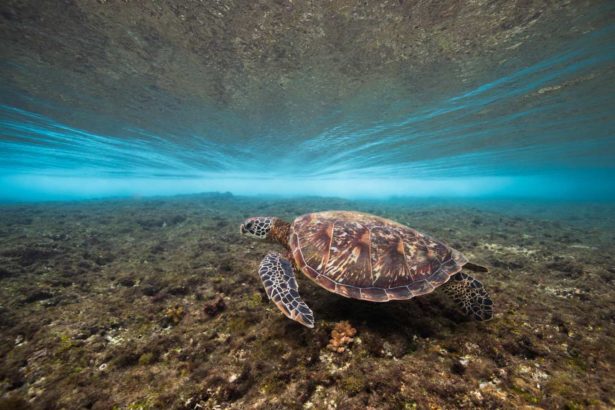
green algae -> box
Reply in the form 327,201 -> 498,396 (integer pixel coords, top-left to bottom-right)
246,292 -> 263,308
124,401 -> 153,410
509,384 -> 541,405
56,334 -> 74,353
340,374 -> 366,396
138,352 -> 154,366
226,317 -> 250,334
259,375 -> 286,395
162,304 -> 185,326
563,401 -> 584,410
0,397 -> 30,410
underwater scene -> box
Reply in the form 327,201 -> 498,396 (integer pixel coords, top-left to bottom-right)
1,1 -> 614,409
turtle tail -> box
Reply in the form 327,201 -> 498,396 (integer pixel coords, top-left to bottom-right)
442,272 -> 493,321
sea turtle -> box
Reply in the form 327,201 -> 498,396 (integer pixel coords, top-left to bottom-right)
240,211 -> 492,328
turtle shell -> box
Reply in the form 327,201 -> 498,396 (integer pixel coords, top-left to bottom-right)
289,211 -> 467,302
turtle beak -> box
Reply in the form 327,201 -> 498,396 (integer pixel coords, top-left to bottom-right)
240,224 -> 246,235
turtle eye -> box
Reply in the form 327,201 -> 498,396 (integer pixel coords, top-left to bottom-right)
246,222 -> 254,229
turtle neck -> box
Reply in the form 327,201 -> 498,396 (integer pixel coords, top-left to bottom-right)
271,218 -> 291,250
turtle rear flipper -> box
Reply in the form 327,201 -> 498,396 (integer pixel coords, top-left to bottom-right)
258,252 -> 315,328
442,272 -> 493,321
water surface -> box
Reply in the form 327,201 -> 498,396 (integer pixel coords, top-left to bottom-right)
1,1 -> 614,201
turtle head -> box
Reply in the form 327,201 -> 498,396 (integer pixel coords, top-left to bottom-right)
240,217 -> 277,240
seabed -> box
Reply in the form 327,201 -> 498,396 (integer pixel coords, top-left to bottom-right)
0,194 -> 613,409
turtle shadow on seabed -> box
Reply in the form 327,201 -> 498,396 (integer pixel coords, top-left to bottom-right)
306,285 -> 470,339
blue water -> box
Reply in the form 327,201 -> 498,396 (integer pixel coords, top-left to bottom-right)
1,21 -> 614,202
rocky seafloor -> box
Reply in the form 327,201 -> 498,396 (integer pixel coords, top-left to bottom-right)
0,194 -> 613,409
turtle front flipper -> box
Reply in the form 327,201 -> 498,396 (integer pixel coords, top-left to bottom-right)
442,272 -> 493,321
258,252 -> 315,328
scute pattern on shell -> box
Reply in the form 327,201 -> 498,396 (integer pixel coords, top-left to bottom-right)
290,211 -> 467,302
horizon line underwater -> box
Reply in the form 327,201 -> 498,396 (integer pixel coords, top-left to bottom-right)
1,171 -> 615,202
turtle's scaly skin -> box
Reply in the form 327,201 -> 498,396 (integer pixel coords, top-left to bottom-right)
290,211 -> 467,302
